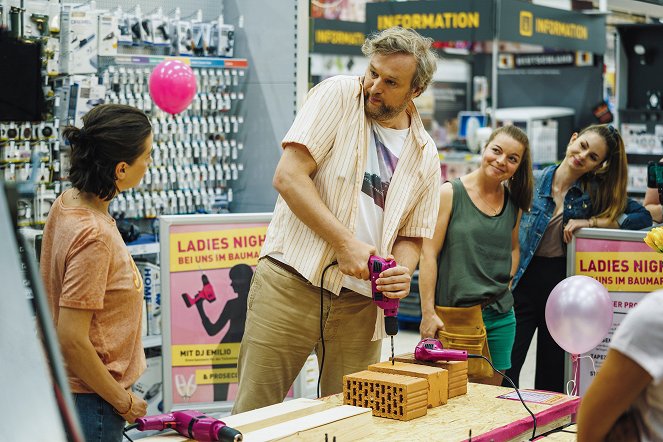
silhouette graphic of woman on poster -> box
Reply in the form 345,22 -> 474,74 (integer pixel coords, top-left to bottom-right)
194,264 -> 253,401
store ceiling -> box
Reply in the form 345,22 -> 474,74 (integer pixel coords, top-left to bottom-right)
602,0 -> 663,18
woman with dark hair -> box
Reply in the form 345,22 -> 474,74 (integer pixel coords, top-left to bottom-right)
419,125 -> 533,386
505,124 -> 652,393
40,104 -> 153,441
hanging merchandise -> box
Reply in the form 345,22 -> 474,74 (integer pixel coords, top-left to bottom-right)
209,16 -> 234,58
60,8 -> 98,75
98,12 -> 118,56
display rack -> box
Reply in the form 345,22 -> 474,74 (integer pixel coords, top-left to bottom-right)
615,24 -> 663,197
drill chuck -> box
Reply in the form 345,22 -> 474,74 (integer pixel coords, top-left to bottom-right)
384,315 -> 398,336
218,426 -> 243,442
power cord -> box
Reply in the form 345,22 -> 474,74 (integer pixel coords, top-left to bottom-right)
530,422 -> 576,438
317,261 -> 337,398
122,423 -> 138,441
468,354 -> 538,441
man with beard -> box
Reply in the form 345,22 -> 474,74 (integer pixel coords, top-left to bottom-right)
232,27 -> 441,413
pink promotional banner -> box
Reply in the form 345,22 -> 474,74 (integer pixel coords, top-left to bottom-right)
160,214 -> 271,412
568,229 -> 663,395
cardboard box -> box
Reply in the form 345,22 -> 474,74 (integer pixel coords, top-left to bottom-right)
68,75 -> 106,127
137,261 -> 161,336
61,9 -> 98,74
98,14 -> 118,56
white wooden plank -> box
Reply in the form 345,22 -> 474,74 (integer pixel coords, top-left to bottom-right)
129,399 -> 331,441
243,405 -> 373,442
223,398 -> 331,433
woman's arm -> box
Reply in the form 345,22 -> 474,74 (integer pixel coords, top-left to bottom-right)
619,197 -> 653,230
57,307 -> 148,422
419,183 -> 453,338
577,348 -> 652,442
564,198 -> 653,242
644,187 -> 662,224
509,210 -> 522,289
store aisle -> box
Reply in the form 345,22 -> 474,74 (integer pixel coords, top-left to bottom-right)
380,328 -> 537,389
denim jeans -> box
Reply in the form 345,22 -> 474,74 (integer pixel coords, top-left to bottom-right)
73,393 -> 126,442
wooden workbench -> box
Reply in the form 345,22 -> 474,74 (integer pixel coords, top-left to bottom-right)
139,384 -> 579,441
324,383 -> 578,442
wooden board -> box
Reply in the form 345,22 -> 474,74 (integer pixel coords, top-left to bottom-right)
223,398 -> 331,433
242,405 -> 373,441
138,398 -> 331,441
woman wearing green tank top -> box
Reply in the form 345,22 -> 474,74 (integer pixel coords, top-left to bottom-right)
419,125 -> 533,386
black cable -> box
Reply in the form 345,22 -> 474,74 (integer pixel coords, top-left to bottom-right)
468,354 -> 538,441
531,422 -> 576,438
317,261 -> 337,399
122,423 -> 138,441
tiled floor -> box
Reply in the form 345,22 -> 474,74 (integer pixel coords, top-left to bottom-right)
381,327 -> 537,389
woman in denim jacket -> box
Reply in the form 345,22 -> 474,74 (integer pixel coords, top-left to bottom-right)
504,124 -> 652,393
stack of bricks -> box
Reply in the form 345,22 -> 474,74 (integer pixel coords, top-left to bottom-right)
368,361 -> 449,408
392,352 -> 469,398
343,370 -> 428,421
342,353 -> 471,421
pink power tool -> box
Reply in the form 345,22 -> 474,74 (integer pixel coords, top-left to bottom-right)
414,338 -> 468,362
369,255 -> 399,364
135,410 -> 242,442
369,255 -> 399,336
182,274 -> 216,308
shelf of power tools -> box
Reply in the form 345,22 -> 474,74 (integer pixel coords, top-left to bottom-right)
0,0 -> 63,231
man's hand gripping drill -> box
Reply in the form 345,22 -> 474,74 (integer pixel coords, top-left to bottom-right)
369,255 -> 399,365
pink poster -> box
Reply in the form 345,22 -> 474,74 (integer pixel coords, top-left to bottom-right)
167,221 -> 268,405
572,235 -> 662,395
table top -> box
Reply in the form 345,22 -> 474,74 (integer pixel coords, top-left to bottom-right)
138,384 -> 579,442
323,383 -> 579,442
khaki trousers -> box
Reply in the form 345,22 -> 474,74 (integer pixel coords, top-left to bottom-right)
232,258 -> 381,414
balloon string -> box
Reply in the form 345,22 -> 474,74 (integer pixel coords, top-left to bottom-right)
566,355 -> 578,396
565,354 -> 596,396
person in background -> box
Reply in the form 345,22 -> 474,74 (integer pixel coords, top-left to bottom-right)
40,104 -> 152,441
577,289 -> 663,441
419,125 -> 533,386
505,124 -> 652,393
232,27 -> 441,413
644,161 -> 663,223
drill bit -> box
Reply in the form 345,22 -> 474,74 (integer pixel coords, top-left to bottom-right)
391,335 -> 395,365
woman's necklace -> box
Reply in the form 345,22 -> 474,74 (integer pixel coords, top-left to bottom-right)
70,190 -> 109,216
474,189 -> 502,216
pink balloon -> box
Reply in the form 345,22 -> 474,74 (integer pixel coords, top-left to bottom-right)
545,275 -> 613,355
149,60 -> 197,115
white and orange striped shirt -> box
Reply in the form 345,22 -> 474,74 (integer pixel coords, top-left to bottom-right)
261,75 -> 441,295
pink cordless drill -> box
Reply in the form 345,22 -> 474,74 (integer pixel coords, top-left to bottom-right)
369,255 -> 399,364
414,338 -> 468,362
134,410 -> 242,442
182,274 -> 216,308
